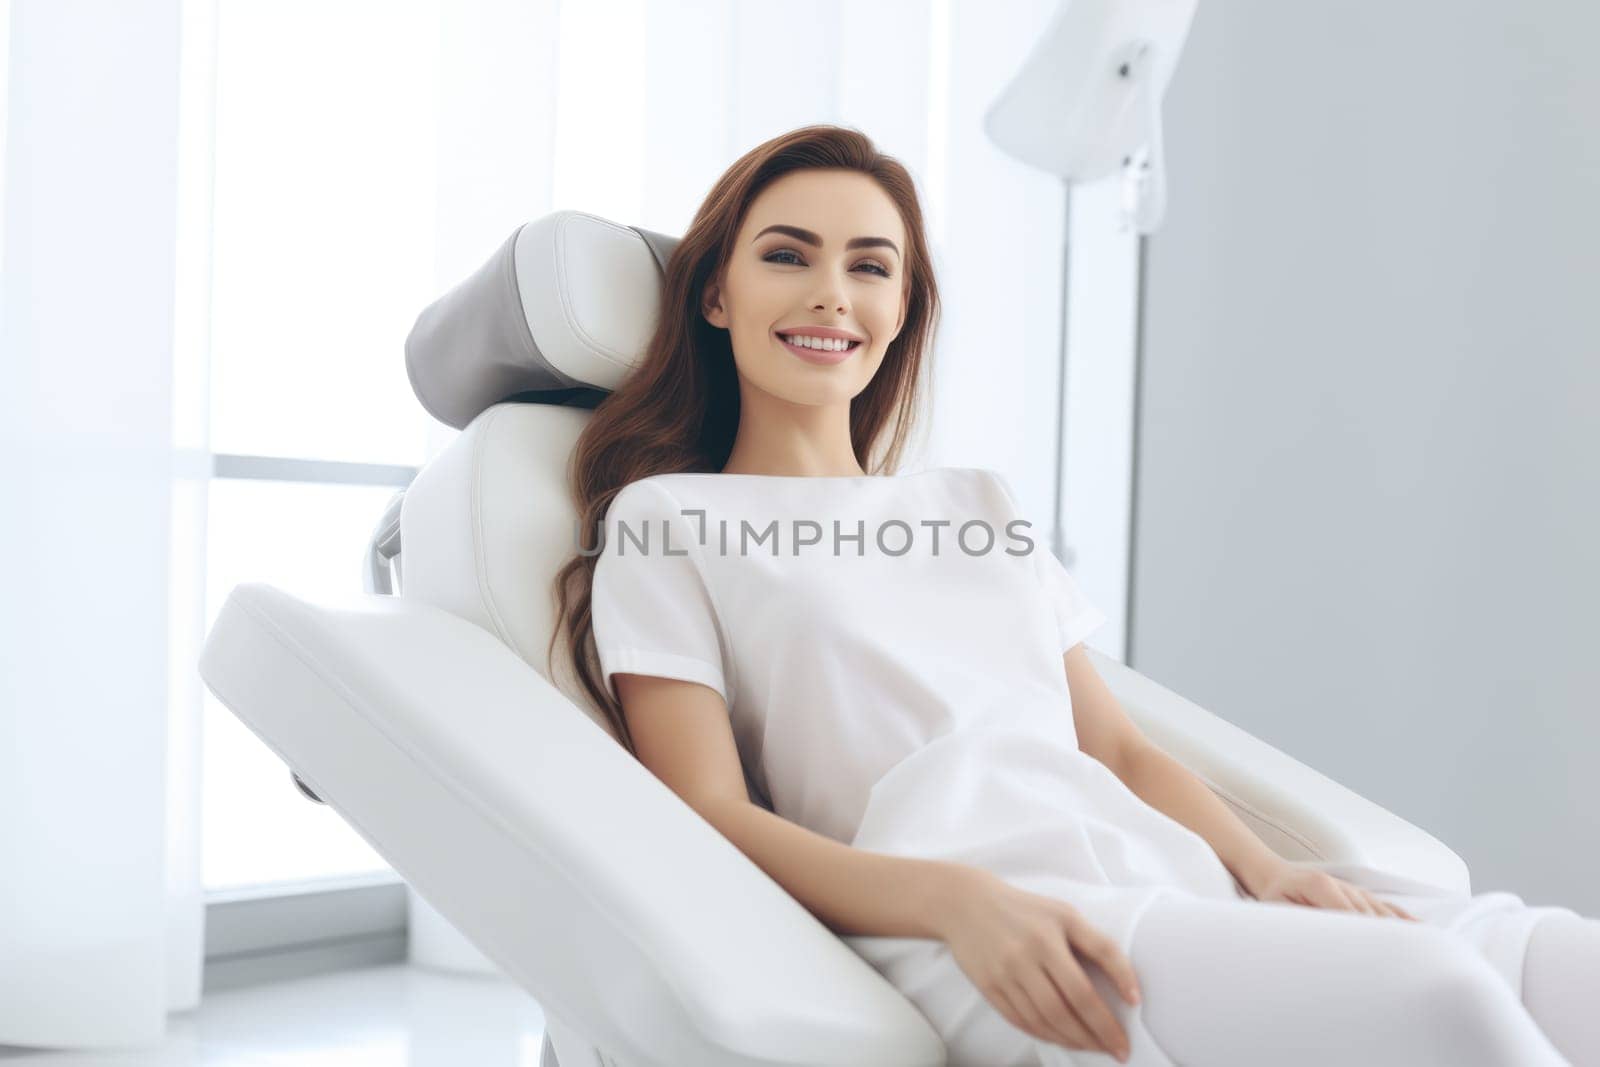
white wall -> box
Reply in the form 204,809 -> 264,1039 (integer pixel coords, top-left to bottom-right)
1134,1 -> 1600,912
411,0 -> 1088,570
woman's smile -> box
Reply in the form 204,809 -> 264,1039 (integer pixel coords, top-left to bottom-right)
775,330 -> 863,365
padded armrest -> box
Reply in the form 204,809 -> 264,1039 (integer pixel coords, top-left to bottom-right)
1088,649 -> 1472,896
199,585 -> 946,1067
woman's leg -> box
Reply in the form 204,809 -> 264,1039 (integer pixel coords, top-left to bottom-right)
1122,891 -> 1569,1067
1521,910 -> 1600,1066
1367,885 -> 1600,1065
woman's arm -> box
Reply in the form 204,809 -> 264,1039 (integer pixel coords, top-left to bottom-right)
698,796 -> 982,938
615,671 -> 979,939
1062,646 -> 1288,897
1114,740 -> 1288,897
617,672 -> 1143,1060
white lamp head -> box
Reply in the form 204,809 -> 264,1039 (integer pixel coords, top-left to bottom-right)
984,0 -> 1199,233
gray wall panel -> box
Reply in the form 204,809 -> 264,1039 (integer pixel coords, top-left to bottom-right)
1135,1 -> 1599,912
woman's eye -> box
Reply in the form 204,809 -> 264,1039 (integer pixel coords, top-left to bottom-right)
764,248 -> 891,277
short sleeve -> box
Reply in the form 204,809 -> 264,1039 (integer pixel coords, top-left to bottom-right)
981,467 -> 1109,653
590,479 -> 731,705
1034,542 -> 1109,652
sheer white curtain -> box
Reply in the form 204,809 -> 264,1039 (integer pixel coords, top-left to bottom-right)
1,0 -> 1091,1046
0,0 -> 202,1047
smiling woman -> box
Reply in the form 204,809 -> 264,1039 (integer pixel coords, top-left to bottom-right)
701,168 -> 915,455
553,122 -> 942,737
547,124 -> 1600,1067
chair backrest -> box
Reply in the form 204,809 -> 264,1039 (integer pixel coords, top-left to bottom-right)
395,211 -> 679,746
400,402 -> 600,726
404,210 -> 681,428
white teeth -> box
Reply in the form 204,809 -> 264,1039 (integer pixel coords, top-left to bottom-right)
781,333 -> 857,351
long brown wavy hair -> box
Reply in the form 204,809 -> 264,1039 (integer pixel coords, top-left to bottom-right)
545,124 -> 942,757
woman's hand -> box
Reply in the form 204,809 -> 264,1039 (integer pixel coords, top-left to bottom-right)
1251,862 -> 1418,921
935,867 -> 1142,1063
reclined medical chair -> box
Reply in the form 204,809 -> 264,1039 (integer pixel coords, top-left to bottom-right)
197,209 -> 1472,1067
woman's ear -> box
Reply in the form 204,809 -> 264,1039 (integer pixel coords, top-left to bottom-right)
701,280 -> 727,330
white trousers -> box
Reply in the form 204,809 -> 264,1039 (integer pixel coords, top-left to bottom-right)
897,885 -> 1599,1067
1107,888 -> 1599,1067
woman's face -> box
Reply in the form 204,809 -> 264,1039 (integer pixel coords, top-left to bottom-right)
703,168 -> 910,407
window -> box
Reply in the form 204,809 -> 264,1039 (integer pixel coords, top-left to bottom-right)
192,0 -> 446,892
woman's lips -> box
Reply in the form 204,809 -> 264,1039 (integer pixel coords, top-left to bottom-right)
776,332 -> 862,365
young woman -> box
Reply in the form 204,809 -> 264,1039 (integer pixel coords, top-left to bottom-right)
550,125 -> 1598,1066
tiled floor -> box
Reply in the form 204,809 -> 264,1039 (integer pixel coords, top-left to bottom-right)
0,966 -> 549,1066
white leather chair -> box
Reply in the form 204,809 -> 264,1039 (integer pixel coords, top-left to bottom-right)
197,209 -> 1472,1067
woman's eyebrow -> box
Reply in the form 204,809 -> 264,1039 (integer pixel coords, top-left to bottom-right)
753,223 -> 900,259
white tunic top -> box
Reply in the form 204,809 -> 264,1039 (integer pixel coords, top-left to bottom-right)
591,470 -> 1239,910
589,466 -> 1560,1065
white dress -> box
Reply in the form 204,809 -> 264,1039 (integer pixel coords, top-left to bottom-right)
589,466 -> 1556,1067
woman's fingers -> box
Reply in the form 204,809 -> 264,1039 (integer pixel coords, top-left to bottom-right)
1014,967 -> 1103,1055
988,981 -> 1041,1044
1040,948 -> 1131,1062
1344,885 -> 1378,916
1376,897 -> 1420,922
1004,974 -> 1094,1052
1069,913 -> 1144,1005
1358,887 -> 1409,920
1332,881 -> 1368,915
1304,880 -> 1340,911
1283,877 -> 1422,922
1335,881 -> 1423,922
1316,877 -> 1366,915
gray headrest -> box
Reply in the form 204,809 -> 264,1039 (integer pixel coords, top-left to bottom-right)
404,211 -> 681,429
